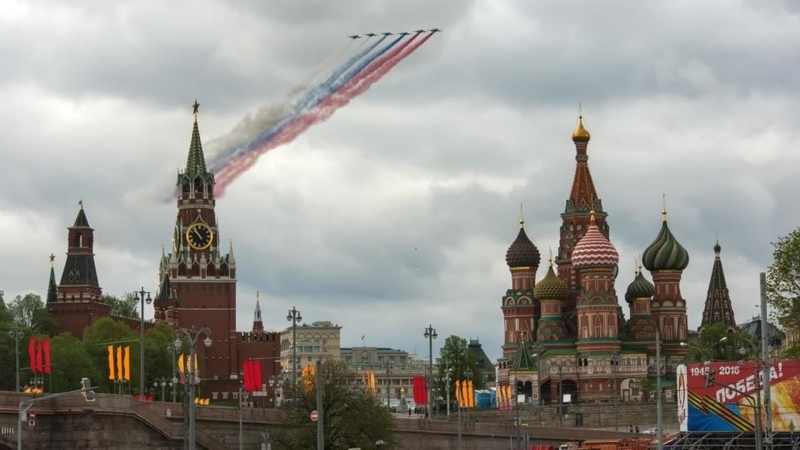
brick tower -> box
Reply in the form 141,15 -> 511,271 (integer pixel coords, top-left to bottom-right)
556,116 -> 612,336
699,240 -> 737,333
156,102 -> 238,387
501,210 -> 541,357
48,202 -> 111,339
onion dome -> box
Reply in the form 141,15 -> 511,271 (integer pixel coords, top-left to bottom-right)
534,261 -> 568,300
571,212 -> 619,269
505,217 -> 541,268
642,209 -> 689,271
625,266 -> 654,304
572,115 -> 591,143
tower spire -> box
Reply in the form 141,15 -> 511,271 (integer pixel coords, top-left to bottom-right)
700,239 -> 736,331
47,254 -> 57,304
252,291 -> 264,332
185,100 -> 209,178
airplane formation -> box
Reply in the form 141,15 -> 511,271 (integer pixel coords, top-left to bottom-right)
349,29 -> 441,39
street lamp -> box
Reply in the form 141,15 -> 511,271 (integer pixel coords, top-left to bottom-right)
739,342 -> 764,450
383,361 -> 393,410
170,338 -> 181,403
444,368 -> 452,417
609,352 -> 620,432
134,287 -> 152,400
423,324 -> 437,417
269,372 -> 285,407
680,336 -> 728,362
8,330 -> 24,392
153,377 -> 172,401
531,341 -> 544,427
655,330 -> 664,450
286,306 -> 302,402
553,359 -> 567,428
176,327 -> 212,450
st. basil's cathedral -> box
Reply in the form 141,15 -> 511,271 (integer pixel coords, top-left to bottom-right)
496,117 -> 736,404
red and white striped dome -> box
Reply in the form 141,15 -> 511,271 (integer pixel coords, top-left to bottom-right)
571,214 -> 619,269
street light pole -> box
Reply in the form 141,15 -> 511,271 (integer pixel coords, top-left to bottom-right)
444,368 -> 451,417
286,307 -> 302,403
171,338 -> 181,403
134,287 -> 152,400
531,341 -> 544,427
423,324 -> 437,417
610,352 -> 619,432
554,360 -> 566,428
384,361 -> 392,410
8,330 -> 24,392
176,327 -> 212,450
656,330 -> 663,450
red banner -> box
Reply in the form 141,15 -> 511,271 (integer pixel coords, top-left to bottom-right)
253,360 -> 262,392
678,360 -> 800,432
412,376 -> 427,405
36,338 -> 43,373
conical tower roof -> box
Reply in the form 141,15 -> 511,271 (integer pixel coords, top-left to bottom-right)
510,333 -> 536,372
700,241 -> 736,328
73,200 -> 90,227
47,254 -> 57,304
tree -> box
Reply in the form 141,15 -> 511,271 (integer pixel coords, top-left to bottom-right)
100,293 -> 139,318
49,332 -> 98,393
766,227 -> 800,357
685,322 -> 746,362
634,378 -> 654,402
82,317 -> 138,393
7,293 -> 56,334
272,360 -> 393,450
434,335 -> 484,406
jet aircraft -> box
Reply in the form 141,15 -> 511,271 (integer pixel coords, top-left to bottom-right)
414,29 -> 426,33
382,32 -> 393,36
398,31 -> 410,36
430,28 -> 441,33
348,35 -> 361,39
365,33 -> 377,37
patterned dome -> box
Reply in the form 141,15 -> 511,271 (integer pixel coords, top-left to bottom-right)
534,264 -> 568,300
571,213 -> 619,269
625,269 -> 654,304
642,211 -> 689,271
506,223 -> 541,268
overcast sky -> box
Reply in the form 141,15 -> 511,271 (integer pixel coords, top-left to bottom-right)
2,0 -> 799,362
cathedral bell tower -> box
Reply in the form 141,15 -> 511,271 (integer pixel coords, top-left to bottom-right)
157,101 -> 238,383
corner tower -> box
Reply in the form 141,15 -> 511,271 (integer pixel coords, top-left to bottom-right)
157,101 -> 238,383
556,116 -> 611,334
48,203 -> 111,339
699,240 -> 737,333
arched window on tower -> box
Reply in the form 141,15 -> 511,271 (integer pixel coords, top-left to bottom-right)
73,233 -> 83,247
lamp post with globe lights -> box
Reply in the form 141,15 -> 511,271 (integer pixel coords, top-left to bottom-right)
423,325 -> 437,417
170,338 -> 181,403
133,287 -> 152,399
176,327 -> 212,450
286,307 -> 302,402
8,330 -> 24,392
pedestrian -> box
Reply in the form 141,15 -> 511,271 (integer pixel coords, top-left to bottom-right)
635,425 -> 640,433
408,409 -> 411,417
629,425 -> 633,433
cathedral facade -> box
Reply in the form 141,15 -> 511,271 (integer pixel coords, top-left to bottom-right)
499,117 -> 691,404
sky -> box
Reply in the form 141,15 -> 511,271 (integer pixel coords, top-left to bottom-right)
2,0 -> 799,363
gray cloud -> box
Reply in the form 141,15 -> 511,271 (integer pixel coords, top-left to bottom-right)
2,0 -> 799,361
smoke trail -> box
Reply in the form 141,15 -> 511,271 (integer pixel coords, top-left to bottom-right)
214,33 -> 436,195
208,35 -> 402,175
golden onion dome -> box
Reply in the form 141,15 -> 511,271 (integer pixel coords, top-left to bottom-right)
572,116 -> 591,143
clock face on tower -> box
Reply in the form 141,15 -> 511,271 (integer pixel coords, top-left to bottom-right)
185,223 -> 213,250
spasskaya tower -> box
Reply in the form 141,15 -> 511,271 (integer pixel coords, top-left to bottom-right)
156,101 -> 238,385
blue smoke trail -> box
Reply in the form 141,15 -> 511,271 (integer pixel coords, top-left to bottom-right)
209,35 -> 406,173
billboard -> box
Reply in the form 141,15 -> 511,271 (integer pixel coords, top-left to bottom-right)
677,360 -> 800,432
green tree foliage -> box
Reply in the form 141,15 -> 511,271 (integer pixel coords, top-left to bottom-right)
7,293 -> 56,334
100,292 -> 139,318
145,322 -> 180,387
82,317 -> 138,393
686,322 -> 747,362
49,332 -> 98,393
434,335 -> 484,403
0,290 -> 14,325
766,227 -> 800,356
272,360 -> 393,450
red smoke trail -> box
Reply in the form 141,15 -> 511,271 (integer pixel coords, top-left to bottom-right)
215,33 -> 435,195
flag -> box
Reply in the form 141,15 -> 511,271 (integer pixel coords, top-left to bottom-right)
178,354 -> 185,384
455,379 -> 462,406
467,380 -> 474,408
194,354 -> 199,384
253,360 -> 262,392
243,360 -> 253,392
116,346 -> 123,381
36,338 -> 43,373
28,337 -> 36,374
107,345 -> 115,380
43,338 -> 51,375
124,346 -> 131,381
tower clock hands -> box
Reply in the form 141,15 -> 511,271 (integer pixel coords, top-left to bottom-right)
192,228 -> 203,239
